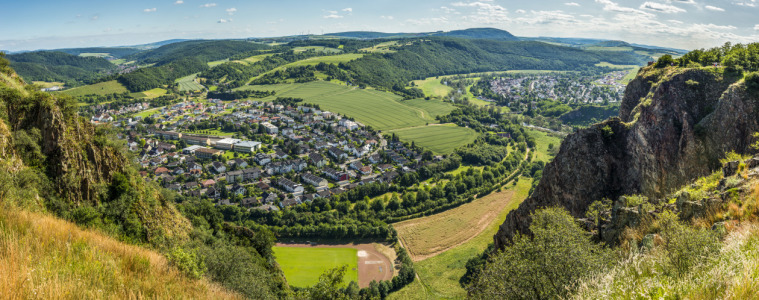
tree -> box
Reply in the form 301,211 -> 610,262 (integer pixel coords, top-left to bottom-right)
468,207 -> 610,299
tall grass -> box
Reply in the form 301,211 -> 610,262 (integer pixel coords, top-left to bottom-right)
0,207 -> 240,299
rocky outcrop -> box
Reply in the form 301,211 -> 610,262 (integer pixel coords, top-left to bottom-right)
495,67 -> 759,248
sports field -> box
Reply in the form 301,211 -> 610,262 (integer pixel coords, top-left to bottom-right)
273,246 -> 358,288
388,124 -> 477,154
176,74 -> 205,91
61,80 -> 128,97
241,81 -> 454,131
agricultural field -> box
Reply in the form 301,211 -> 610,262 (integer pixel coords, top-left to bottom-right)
247,54 -> 364,83
207,59 -> 229,67
359,41 -> 399,53
525,128 -> 563,162
241,81 -> 450,131
32,81 -> 64,89
293,46 -> 342,54
176,74 -> 205,92
394,188 -> 517,261
61,80 -> 128,97
390,178 -> 534,299
139,88 -> 168,98
622,68 -> 641,84
411,77 -> 453,99
388,124 -> 478,154
585,46 -> 634,52
273,246 -> 358,288
78,53 -> 110,58
236,53 -> 274,65
595,62 -> 641,69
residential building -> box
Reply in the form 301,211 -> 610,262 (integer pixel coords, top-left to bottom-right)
301,173 -> 328,188
278,178 -> 304,194
234,141 -> 262,153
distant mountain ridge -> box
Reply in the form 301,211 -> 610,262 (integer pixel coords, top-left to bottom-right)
326,27 -> 518,41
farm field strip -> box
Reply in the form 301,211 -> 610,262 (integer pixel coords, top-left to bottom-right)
176,74 -> 205,91
394,189 -> 517,261
388,125 -> 477,154
61,80 -> 128,97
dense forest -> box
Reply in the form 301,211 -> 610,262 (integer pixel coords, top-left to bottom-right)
339,38 -> 647,95
116,57 -> 208,92
7,51 -> 116,86
124,40 -> 271,65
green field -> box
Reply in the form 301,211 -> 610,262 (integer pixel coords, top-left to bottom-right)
236,53 -> 274,65
585,46 -> 634,52
176,74 -> 205,91
360,41 -> 399,53
140,88 -> 168,98
274,246 -> 358,288
78,53 -> 110,58
595,62 -> 640,69
61,80 -> 128,97
389,178 -> 534,299
240,81 -> 455,131
525,128 -> 563,162
389,124 -> 478,154
207,59 -> 229,67
248,54 -> 365,83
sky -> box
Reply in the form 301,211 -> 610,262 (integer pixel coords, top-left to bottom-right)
1,0 -> 758,52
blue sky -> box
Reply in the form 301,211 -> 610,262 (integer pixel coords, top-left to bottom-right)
1,0 -> 758,51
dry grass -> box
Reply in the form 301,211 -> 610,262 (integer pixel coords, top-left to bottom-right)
394,189 -> 516,261
0,207 -> 240,299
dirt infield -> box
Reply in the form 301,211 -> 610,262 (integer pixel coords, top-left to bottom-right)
394,189 -> 516,261
275,242 -> 394,288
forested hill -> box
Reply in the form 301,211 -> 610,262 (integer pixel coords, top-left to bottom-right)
6,51 -> 116,86
341,38 -> 647,94
124,40 -> 271,64
326,27 -> 518,41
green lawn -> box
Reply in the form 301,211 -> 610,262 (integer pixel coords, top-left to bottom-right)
241,81 -> 450,131
176,73 -> 205,91
389,178 -> 534,299
389,124 -> 478,154
274,246 -> 358,288
525,129 -> 563,162
61,80 -> 128,97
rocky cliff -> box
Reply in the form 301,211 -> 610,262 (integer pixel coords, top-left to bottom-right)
495,67 -> 759,248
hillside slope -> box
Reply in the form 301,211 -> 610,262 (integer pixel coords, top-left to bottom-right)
0,54 -> 287,299
495,65 -> 759,248
0,207 -> 239,299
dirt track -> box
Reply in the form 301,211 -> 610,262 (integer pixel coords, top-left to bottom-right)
275,243 -> 394,288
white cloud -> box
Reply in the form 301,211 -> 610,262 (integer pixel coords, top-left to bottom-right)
380,15 -> 394,20
516,9 -> 526,14
200,3 -> 217,8
226,8 -> 237,15
90,15 -> 99,21
565,2 -> 580,6
323,14 -> 343,19
451,1 -> 509,24
735,0 -> 757,7
174,0 -> 183,4
595,0 -> 653,16
669,0 -> 696,5
440,6 -> 458,14
342,8 -> 353,12
704,5 -> 725,11
640,2 -> 686,13
143,8 -> 157,13
755,24 -> 759,30
218,18 -> 232,23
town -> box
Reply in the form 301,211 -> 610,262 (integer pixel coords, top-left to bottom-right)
489,72 -> 627,106
111,97 -> 437,211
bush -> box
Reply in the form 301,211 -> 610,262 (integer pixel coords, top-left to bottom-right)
658,211 -> 720,275
655,55 -> 675,68
468,207 -> 611,299
167,247 -> 206,279
745,72 -> 759,91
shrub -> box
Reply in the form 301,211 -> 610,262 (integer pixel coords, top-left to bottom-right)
745,72 -> 759,91
167,247 -> 206,280
468,207 -> 611,299
658,211 -> 720,275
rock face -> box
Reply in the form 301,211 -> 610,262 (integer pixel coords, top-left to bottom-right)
495,67 -> 759,248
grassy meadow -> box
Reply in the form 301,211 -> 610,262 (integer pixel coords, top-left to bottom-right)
389,124 -> 477,154
176,74 -> 205,92
241,81 -> 454,131
273,246 -> 358,288
524,129 -> 563,162
61,80 -> 128,97
0,207 -> 238,299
